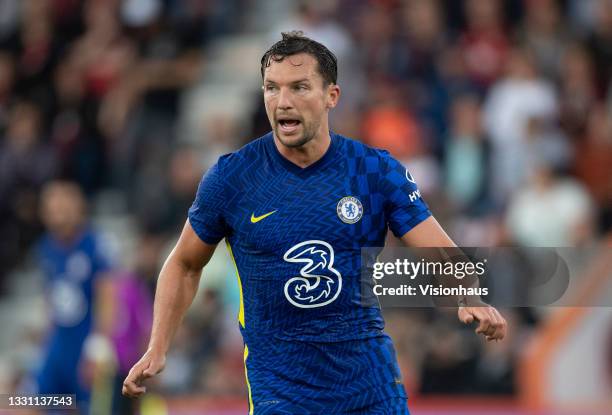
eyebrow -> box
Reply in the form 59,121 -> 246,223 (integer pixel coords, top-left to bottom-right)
264,78 -> 311,85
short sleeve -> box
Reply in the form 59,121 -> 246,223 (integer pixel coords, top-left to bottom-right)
380,152 -> 432,237
188,161 -> 229,244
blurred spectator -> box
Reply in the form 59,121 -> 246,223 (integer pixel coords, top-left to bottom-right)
72,0 -> 135,101
518,0 -> 568,81
0,52 -> 15,133
73,0 -> 137,159
567,0 -> 600,36
362,77 -> 424,162
419,312 -> 480,394
0,101 -> 56,291
121,0 -> 162,29
483,48 -> 557,204
49,0 -> 83,46
523,117 -> 572,179
35,181 -> 114,414
459,0 -> 509,89
271,1 -> 352,64
398,0 -> 447,80
0,101 -> 56,198
14,0 -> 58,112
0,0 -> 19,48
269,1 -> 362,111
350,2 -> 396,78
584,0 -> 612,95
505,164 -> 594,246
50,57 -> 107,193
166,0 -> 244,45
97,1 -> 203,203
444,93 -> 491,216
130,146 -> 202,233
473,309 -> 518,394
189,289 -> 225,392
573,104 -> 612,233
398,0 -> 453,153
188,283 -> 244,396
158,324 -> 193,394
195,113 -> 244,168
559,44 -> 598,138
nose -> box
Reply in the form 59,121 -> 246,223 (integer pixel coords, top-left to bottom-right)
277,87 -> 294,111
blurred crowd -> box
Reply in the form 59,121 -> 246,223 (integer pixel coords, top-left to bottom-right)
0,0 -> 611,410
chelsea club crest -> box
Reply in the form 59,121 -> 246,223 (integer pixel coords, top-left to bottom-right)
337,196 -> 363,224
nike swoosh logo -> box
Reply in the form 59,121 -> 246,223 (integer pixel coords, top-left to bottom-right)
250,210 -> 277,223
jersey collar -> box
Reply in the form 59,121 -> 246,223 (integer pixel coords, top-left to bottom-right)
266,131 -> 339,176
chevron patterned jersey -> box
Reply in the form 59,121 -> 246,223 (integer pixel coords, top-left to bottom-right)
188,131 -> 431,414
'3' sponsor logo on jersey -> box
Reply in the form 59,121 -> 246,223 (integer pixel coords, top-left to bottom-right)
283,240 -> 342,308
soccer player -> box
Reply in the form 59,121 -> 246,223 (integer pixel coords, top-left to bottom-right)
123,32 -> 507,413
36,181 -> 113,414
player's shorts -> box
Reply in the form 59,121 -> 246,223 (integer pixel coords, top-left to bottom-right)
244,334 -> 409,414
37,339 -> 90,414
250,397 -> 409,415
348,397 -> 409,414
37,353 -> 90,414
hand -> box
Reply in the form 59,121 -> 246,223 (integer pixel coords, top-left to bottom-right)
122,349 -> 166,398
458,302 -> 507,342
81,333 -> 117,387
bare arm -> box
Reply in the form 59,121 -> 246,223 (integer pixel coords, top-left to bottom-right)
123,220 -> 217,397
400,216 -> 455,247
400,216 -> 507,341
147,221 -> 215,354
94,273 -> 116,337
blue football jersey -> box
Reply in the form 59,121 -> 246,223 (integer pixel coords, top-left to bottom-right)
37,228 -> 111,348
188,132 -> 430,413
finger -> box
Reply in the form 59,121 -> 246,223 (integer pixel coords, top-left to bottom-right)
127,365 -> 147,384
483,308 -> 503,339
123,364 -> 148,394
484,308 -> 501,336
491,309 -> 507,340
487,307 -> 500,326
123,387 -> 146,398
474,311 -> 489,333
475,309 -> 495,335
142,359 -> 164,378
122,384 -> 145,398
122,378 -> 146,397
482,309 -> 507,341
458,307 -> 474,324
142,363 -> 159,378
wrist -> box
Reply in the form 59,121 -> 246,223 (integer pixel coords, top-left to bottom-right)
147,343 -> 168,356
458,295 -> 487,307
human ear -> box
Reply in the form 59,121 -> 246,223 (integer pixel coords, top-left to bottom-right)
326,84 -> 340,109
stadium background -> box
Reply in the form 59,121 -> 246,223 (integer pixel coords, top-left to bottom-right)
0,0 -> 611,414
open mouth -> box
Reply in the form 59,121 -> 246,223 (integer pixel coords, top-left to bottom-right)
278,119 -> 301,134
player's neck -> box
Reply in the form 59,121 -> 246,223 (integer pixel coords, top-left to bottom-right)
274,130 -> 331,169
52,224 -> 86,246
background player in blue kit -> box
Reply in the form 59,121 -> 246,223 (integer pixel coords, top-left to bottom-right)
123,32 -> 507,413
36,181 -> 113,414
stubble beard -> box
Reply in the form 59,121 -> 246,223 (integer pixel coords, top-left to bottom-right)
274,120 -> 317,149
